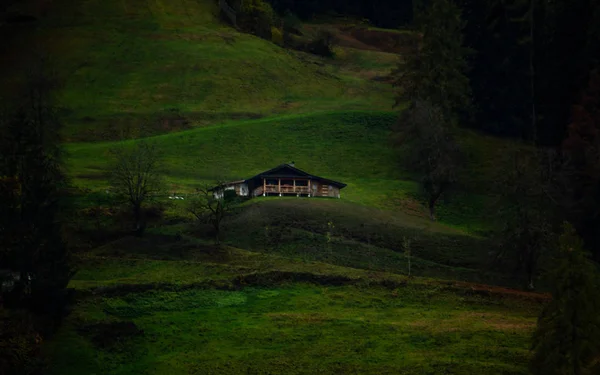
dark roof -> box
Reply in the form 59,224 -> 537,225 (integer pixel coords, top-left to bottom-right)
247,164 -> 347,188
207,180 -> 246,192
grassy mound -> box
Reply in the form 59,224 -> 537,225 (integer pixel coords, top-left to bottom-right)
223,199 -> 505,283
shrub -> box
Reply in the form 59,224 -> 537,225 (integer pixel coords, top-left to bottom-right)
144,201 -> 169,220
0,310 -> 43,375
283,10 -> 302,36
283,32 -> 306,50
238,0 -> 274,40
307,30 -> 337,57
271,27 -> 284,46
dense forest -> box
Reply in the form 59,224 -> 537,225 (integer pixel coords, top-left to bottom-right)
267,0 -> 414,28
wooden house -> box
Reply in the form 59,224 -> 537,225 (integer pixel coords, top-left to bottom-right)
213,163 -> 347,199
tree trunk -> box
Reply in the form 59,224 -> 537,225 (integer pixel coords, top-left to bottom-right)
527,275 -> 535,290
428,201 -> 436,221
529,0 -> 537,144
133,203 -> 144,237
428,192 -> 442,221
526,258 -> 535,290
213,221 -> 221,246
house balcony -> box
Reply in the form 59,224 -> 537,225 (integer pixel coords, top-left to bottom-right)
264,185 -> 310,195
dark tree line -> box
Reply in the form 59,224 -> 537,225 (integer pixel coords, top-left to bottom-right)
560,70 -> 600,262
397,0 -> 600,370
457,0 -> 600,146
401,0 -> 600,263
0,63 -> 73,316
0,60 -> 74,374
266,0 -> 414,28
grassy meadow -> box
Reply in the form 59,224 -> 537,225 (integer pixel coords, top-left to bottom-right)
47,242 -> 544,375
1,0 -> 547,373
48,283 -> 540,375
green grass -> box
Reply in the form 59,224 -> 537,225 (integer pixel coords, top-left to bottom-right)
47,280 -> 540,375
64,196 -> 519,291
66,111 -> 411,206
1,0 -> 394,141
65,110 -> 512,232
3,0 -> 514,231
221,199 -> 522,285
52,226 -> 541,375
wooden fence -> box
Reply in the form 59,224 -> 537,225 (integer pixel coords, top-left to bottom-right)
218,0 -> 237,28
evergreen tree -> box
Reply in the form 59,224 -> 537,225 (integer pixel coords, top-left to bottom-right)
531,222 -> 600,375
457,0 -> 600,145
561,70 -> 600,261
393,0 -> 471,220
493,145 -> 555,289
394,0 -> 471,122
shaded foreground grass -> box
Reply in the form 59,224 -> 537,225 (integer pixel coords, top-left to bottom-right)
48,281 -> 540,375
49,225 -> 545,374
68,192 -> 510,287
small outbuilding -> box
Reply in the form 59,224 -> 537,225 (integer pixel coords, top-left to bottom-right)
213,163 -> 347,199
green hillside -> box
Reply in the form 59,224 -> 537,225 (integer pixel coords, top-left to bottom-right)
1,0 -> 394,141
66,111 -> 418,207
2,0 -> 502,229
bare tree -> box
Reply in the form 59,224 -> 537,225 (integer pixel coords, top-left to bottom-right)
110,140 -> 163,236
400,100 -> 460,221
188,182 -> 240,246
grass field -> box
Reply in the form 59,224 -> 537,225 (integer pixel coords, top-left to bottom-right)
65,111 -> 413,206
46,243 -> 544,375
47,284 -> 539,375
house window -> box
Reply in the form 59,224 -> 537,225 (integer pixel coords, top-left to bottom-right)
295,180 -> 308,186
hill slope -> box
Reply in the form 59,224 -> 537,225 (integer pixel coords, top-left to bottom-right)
66,111 -> 419,207
0,0 -> 394,141
1,0 -> 513,231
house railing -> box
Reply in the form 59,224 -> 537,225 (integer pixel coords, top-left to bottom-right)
264,185 -> 310,194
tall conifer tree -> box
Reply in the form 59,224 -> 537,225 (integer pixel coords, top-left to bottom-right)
531,223 -> 600,375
